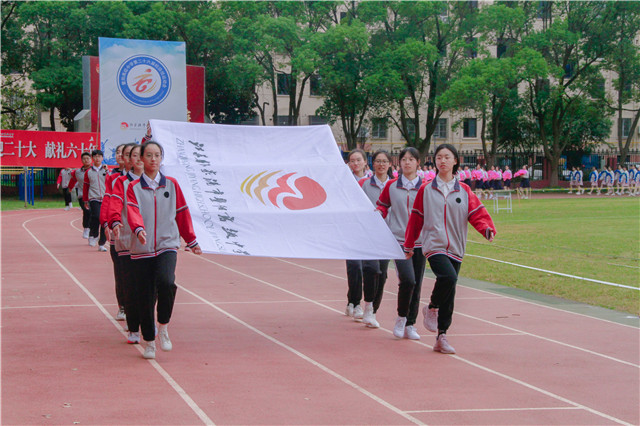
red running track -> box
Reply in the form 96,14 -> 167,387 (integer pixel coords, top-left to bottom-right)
2,209 -> 638,425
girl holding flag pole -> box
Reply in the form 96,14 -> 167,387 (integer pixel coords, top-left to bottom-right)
376,147 -> 425,341
122,141 -> 201,360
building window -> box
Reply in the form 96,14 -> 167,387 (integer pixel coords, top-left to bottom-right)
277,73 -> 291,96
537,1 -> 552,19
403,119 -> 416,140
563,63 -> 575,80
240,116 -> 259,126
621,118 -> 631,138
277,115 -> 293,126
308,115 -> 328,125
310,74 -> 322,96
466,37 -> 477,58
371,118 -> 388,139
434,118 -> 447,139
463,118 -> 477,138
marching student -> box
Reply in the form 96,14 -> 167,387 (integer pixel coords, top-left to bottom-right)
357,150 -> 393,328
376,147 -> 424,341
83,149 -> 110,251
628,165 -> 636,196
614,165 -> 622,195
462,166 -> 472,187
110,144 -> 144,344
604,166 -> 615,195
404,144 -> 496,354
503,166 -> 512,190
100,143 -> 128,321
56,167 -> 74,210
619,166 -> 630,196
588,166 -> 600,195
598,167 -> 608,194
575,166 -> 584,195
68,152 -> 93,238
125,141 -> 201,360
514,165 -> 530,199
568,167 -> 576,194
344,148 -> 369,320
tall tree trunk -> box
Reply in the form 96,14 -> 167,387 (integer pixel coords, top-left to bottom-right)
49,107 -> 55,131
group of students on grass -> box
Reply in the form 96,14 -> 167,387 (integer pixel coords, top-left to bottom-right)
60,141 -> 496,358
63,142 -> 201,360
576,165 -> 640,196
347,144 -> 496,354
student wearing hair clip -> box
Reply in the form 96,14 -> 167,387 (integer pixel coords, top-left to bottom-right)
124,141 -> 202,360
405,143 -> 496,354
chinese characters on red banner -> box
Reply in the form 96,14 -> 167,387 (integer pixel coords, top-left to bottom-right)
0,130 -> 99,168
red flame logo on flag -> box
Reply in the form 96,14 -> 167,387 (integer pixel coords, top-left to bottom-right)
241,171 -> 327,210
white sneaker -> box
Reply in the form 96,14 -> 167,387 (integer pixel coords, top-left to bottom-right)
393,316 -> 407,338
143,340 -> 156,359
68,202 -> 73,209
98,245 -> 107,252
82,228 -> 90,239
345,303 -> 354,317
88,237 -> 97,247
362,303 -> 379,328
64,205 -> 70,211
158,325 -> 172,351
353,304 -> 364,321
404,325 -> 420,340
423,306 -> 438,332
433,334 -> 456,354
115,308 -> 126,321
127,331 -> 140,344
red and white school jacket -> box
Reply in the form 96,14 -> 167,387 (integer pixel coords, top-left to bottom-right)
125,173 -> 198,259
376,175 -> 423,246
107,172 -> 138,255
68,166 -> 90,199
83,165 -> 110,202
404,178 -> 496,262
100,168 -> 124,229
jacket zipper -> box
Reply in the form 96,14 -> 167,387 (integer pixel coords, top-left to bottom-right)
153,190 -> 157,254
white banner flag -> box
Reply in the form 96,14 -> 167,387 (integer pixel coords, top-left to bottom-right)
99,38 -> 187,164
149,119 -> 404,260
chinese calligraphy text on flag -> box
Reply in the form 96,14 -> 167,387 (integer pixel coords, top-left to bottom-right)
150,119 -> 404,260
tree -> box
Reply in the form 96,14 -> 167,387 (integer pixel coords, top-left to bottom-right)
1,75 -> 38,130
314,19 -> 378,150
523,1 -> 621,186
599,1 -> 640,164
360,1 -> 482,156
439,48 -> 547,166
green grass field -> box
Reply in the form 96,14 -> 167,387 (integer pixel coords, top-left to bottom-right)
1,194 -> 68,210
2,193 -> 639,314
464,196 -> 640,315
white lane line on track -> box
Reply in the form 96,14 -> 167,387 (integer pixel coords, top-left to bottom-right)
454,311 -> 639,369
23,215 -> 215,426
406,406 -> 582,414
214,257 -> 633,425
465,254 -> 638,290
274,257 -> 640,362
191,257 -> 425,425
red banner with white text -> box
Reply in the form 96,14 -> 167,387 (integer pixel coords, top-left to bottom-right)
0,130 -> 99,168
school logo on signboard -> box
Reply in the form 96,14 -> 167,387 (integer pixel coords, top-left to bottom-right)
241,171 -> 327,210
117,55 -> 171,108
